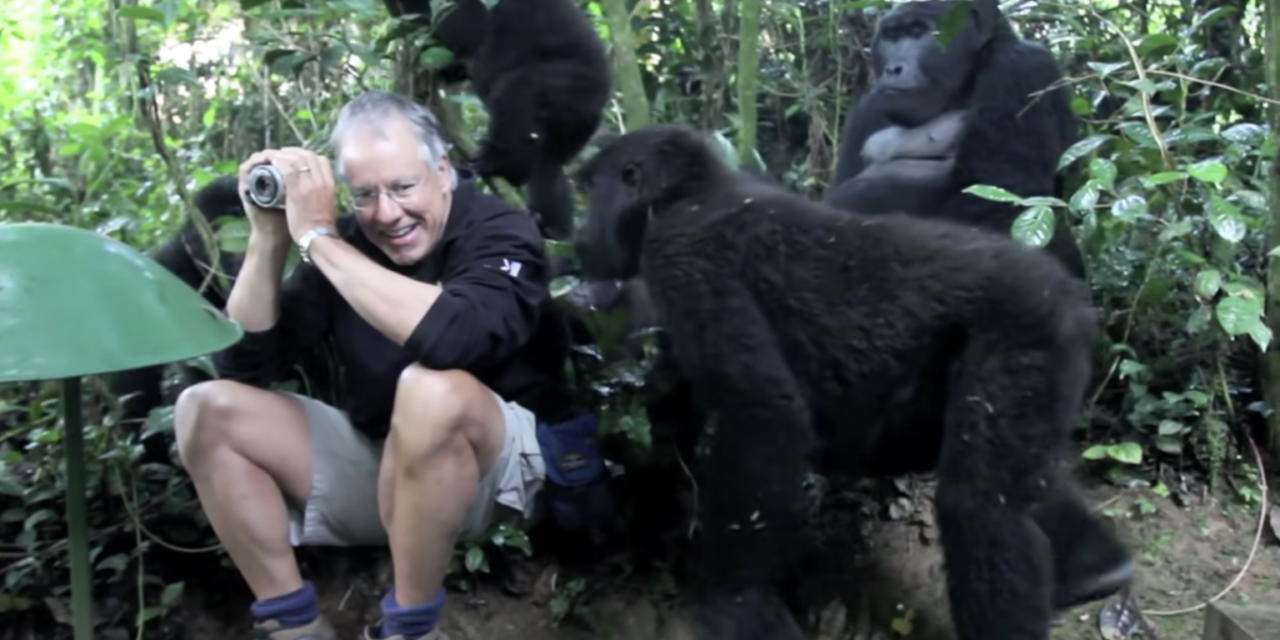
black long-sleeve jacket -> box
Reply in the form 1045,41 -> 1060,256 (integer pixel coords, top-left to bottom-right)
212,174 -> 575,438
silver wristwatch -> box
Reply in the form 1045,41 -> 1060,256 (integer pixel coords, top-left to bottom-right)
297,226 -> 338,264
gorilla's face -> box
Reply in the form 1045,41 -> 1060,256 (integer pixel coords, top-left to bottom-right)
572,160 -> 649,282
338,113 -> 456,266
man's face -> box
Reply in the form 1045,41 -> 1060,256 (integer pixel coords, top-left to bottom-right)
338,114 -> 454,266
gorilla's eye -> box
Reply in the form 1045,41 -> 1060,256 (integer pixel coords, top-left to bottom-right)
621,163 -> 640,188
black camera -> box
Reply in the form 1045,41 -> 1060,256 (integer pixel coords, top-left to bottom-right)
247,164 -> 286,210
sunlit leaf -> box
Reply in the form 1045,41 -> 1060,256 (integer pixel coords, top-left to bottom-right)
1206,195 -> 1246,243
963,184 -> 1022,203
1011,206 -> 1055,248
1068,180 -> 1100,213
1186,160 -> 1228,184
1082,445 -> 1108,460
1057,134 -> 1112,170
1143,171 -> 1187,186
1109,194 -> 1148,222
1215,294 -> 1264,336
1108,442 -> 1143,465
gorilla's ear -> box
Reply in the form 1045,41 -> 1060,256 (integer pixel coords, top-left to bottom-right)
969,0 -> 1000,37
621,162 -> 642,189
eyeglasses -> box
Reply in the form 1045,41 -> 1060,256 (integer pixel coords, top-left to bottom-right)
349,178 -> 424,208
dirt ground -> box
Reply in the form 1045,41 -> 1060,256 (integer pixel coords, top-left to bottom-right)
170,476 -> 1280,640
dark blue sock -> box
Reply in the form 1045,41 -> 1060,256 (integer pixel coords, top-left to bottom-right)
250,582 -> 320,628
379,588 -> 445,638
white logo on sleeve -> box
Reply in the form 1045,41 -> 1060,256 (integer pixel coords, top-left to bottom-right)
499,258 -> 523,278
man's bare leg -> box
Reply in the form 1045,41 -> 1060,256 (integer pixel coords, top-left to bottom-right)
174,380 -> 326,635
369,366 -> 507,639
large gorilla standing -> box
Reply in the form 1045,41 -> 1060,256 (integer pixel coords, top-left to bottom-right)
382,0 -> 612,240
826,0 -> 1086,280
571,125 -> 1133,640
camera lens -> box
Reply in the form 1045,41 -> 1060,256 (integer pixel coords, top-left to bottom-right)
248,164 -> 286,209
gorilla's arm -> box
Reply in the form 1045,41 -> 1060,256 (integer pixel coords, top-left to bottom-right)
658,275 -> 814,589
940,41 -> 1070,225
831,91 -> 895,186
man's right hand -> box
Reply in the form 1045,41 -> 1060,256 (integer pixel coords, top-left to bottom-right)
237,150 -> 292,246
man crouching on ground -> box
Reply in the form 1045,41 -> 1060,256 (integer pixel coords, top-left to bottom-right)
174,90 -> 578,640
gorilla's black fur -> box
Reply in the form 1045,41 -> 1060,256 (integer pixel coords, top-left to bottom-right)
572,125 -> 1133,640
382,0 -> 612,241
826,0 -> 1086,280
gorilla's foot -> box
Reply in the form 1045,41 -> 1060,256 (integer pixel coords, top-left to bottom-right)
1053,556 -> 1134,611
694,587 -> 805,640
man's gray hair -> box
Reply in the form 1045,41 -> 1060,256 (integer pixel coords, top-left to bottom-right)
330,90 -> 458,189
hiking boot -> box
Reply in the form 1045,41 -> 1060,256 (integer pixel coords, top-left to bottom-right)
361,621 -> 451,640
251,615 -> 338,640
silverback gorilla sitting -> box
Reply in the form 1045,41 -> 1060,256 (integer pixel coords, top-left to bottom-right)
382,0 -> 611,240
571,125 -> 1133,640
825,0 -> 1086,280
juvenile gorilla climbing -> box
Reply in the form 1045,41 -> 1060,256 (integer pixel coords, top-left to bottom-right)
382,0 -> 612,240
826,0 -> 1086,280
572,125 -> 1134,640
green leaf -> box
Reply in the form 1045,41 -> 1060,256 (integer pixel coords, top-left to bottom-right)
1215,294 -> 1264,336
1153,436 -> 1184,455
1137,33 -> 1179,58
1157,420 -> 1186,436
1010,206 -> 1055,248
1144,171 -> 1187,186
1110,194 -> 1148,222
1186,160 -> 1228,184
215,217 -> 250,254
464,546 -> 485,572
1206,195 -> 1246,243
962,184 -> 1023,203
1068,180 -> 1100,213
1087,158 -> 1117,188
1082,445 -> 1109,460
161,582 -> 184,607
1194,269 -> 1222,299
1118,359 -> 1147,379
1107,442 -> 1144,465
1057,134 -> 1112,170
418,47 -> 456,71
1249,323 -> 1273,352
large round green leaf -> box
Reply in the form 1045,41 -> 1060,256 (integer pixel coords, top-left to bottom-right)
0,222 -> 243,382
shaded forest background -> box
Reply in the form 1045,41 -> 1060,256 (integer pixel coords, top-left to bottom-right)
2,0 -> 1280,639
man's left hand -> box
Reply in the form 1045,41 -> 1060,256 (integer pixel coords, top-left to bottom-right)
261,147 -> 339,244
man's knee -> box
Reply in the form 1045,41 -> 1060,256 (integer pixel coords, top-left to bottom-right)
390,366 -> 502,468
174,379 -> 252,454
173,380 -> 300,469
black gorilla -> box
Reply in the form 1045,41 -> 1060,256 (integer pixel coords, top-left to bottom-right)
104,176 -> 245,431
382,0 -> 612,241
826,0 -> 1086,280
104,178 -> 338,459
571,125 -> 1133,640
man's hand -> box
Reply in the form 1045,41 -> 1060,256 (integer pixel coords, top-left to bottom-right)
246,147 -> 340,245
237,150 -> 293,247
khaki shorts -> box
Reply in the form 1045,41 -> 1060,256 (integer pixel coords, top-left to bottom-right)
284,391 -> 546,547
